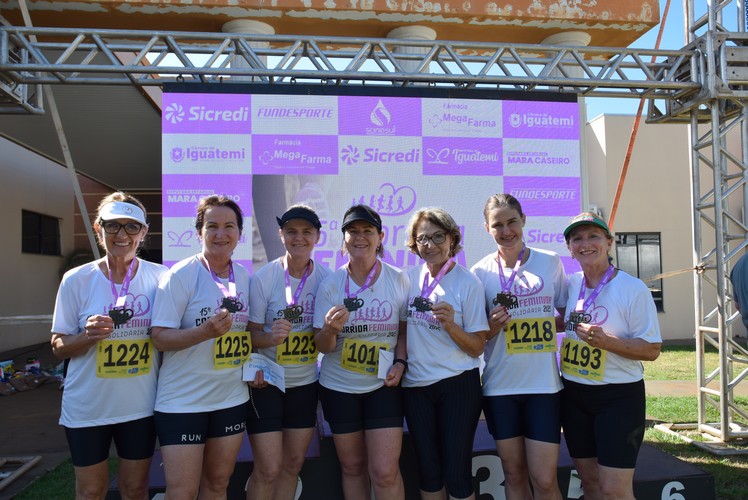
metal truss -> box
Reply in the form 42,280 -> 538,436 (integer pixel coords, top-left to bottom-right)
0,26 -> 701,115
0,1 -> 748,445
686,0 -> 748,448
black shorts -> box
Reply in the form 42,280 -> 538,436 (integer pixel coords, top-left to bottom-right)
155,402 -> 248,446
65,416 -> 156,467
246,382 -> 319,434
319,384 -> 403,434
483,392 -> 561,443
560,379 -> 645,469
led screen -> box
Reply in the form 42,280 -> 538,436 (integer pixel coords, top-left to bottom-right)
161,85 -> 581,273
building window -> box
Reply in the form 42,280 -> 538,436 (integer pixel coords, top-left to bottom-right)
22,210 -> 61,256
615,233 -> 664,312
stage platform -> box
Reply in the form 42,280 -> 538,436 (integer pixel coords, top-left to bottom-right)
109,411 -> 714,499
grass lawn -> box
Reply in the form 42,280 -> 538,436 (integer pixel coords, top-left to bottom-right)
15,345 -> 748,499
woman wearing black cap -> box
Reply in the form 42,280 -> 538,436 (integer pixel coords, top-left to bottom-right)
313,204 -> 409,500
245,205 -> 332,500
561,212 -> 662,500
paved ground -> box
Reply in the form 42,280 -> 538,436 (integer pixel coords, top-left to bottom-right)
1,342 -> 746,499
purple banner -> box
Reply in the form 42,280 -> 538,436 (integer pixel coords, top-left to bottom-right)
162,93 -> 251,134
422,137 -> 502,176
504,176 -> 580,215
338,96 -> 421,136
162,174 -> 253,217
502,101 -> 579,140
252,135 -> 338,174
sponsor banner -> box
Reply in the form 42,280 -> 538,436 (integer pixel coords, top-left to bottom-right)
338,97 -> 421,137
422,98 -> 502,138
503,138 -> 580,177
162,216 -> 253,265
163,134 -> 250,175
339,136 -> 422,169
561,256 -> 581,276
162,174 -> 253,218
522,216 -> 571,256
252,135 -> 338,174
422,137 -> 502,176
162,93 -> 251,134
502,100 -> 579,140
251,95 -> 338,135
505,176 -> 580,216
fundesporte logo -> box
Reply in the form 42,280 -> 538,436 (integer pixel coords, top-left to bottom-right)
341,145 -> 360,165
164,103 -> 185,124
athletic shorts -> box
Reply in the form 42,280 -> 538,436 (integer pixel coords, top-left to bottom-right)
483,392 -> 561,443
319,384 -> 403,434
64,416 -> 156,467
246,381 -> 319,434
155,402 -> 248,446
560,378 -> 645,469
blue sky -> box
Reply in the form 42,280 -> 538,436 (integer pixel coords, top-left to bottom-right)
585,0 -> 739,120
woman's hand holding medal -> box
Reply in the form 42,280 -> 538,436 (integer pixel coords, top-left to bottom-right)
325,305 -> 350,334
487,305 -> 512,338
575,322 -> 607,349
85,314 -> 114,342
270,318 -> 292,346
202,308 -> 233,339
431,301 -> 456,329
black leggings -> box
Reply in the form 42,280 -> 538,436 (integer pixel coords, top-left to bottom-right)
403,368 -> 482,498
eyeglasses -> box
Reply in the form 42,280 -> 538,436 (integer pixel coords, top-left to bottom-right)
415,232 -> 447,245
102,221 -> 143,235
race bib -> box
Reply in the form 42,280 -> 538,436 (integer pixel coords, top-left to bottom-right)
276,331 -> 318,365
341,338 -> 388,376
505,317 -> 557,354
213,331 -> 251,370
560,337 -> 606,381
96,339 -> 153,378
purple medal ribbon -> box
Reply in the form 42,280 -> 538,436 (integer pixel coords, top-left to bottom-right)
107,257 -> 137,308
284,258 -> 312,307
498,246 -> 525,294
203,255 -> 237,299
420,259 -> 452,300
345,260 -> 380,298
575,264 -> 615,312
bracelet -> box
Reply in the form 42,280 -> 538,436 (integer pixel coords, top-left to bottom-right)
393,358 -> 408,372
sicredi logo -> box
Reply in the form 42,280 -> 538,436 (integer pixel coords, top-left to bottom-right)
509,112 -> 575,129
340,145 -> 420,165
165,104 -> 250,125
164,103 -> 185,124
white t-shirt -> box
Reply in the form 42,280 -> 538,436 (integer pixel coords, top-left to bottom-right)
472,248 -> 568,396
248,258 -> 332,388
313,261 -> 408,394
562,270 -> 662,385
52,259 -> 168,427
403,263 -> 489,388
152,255 -> 250,412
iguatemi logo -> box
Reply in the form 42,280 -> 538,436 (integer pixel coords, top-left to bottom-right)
170,147 -> 246,163
509,112 -> 575,129
425,147 -> 499,165
164,103 -> 185,124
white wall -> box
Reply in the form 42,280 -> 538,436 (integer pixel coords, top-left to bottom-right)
585,116 -> 696,341
0,137 -> 74,353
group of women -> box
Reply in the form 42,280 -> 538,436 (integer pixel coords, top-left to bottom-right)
52,191 -> 661,500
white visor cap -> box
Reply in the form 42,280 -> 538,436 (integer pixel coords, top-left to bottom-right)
98,201 -> 147,226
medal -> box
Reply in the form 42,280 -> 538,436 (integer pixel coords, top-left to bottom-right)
203,254 -> 241,313
410,296 -> 433,312
412,259 -> 452,313
106,257 -> 136,327
221,296 -> 243,313
281,258 -> 310,321
281,304 -> 304,320
495,246 -> 525,309
344,260 -> 379,313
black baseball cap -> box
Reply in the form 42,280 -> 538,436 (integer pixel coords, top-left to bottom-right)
276,206 -> 322,230
341,205 -> 382,232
